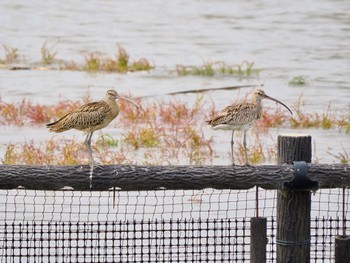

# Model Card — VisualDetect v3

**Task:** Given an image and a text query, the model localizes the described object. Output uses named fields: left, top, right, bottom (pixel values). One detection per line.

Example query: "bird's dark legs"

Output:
left=243, top=131, right=249, bottom=165
left=231, top=130, right=235, bottom=165
left=84, top=132, right=95, bottom=166
left=84, top=132, right=96, bottom=189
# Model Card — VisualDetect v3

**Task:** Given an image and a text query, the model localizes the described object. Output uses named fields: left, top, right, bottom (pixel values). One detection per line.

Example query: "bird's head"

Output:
left=106, top=90, right=119, bottom=100
left=252, top=89, right=267, bottom=101
left=252, top=89, right=293, bottom=115
left=105, top=89, right=139, bottom=109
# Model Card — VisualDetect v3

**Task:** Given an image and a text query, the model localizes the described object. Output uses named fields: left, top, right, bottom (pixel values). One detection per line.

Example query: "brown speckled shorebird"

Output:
left=206, top=88, right=293, bottom=165
left=47, top=90, right=139, bottom=166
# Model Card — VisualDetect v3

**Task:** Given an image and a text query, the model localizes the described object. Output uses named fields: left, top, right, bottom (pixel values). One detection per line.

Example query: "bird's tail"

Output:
left=205, top=119, right=213, bottom=125
left=46, top=120, right=69, bottom=133
left=205, top=117, right=219, bottom=127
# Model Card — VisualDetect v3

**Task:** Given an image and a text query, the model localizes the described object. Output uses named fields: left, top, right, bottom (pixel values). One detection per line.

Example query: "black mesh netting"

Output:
left=0, top=188, right=348, bottom=262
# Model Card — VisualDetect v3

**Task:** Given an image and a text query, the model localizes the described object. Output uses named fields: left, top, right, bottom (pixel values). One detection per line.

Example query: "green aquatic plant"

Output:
left=124, top=125, right=161, bottom=149
left=81, top=46, right=154, bottom=73
left=288, top=75, right=309, bottom=86
left=0, top=45, right=20, bottom=64
left=338, top=106, right=350, bottom=133
left=82, top=52, right=102, bottom=72
left=176, top=63, right=215, bottom=76
left=327, top=146, right=349, bottom=164
left=289, top=97, right=340, bottom=130
left=116, top=45, right=129, bottom=72
left=129, top=58, right=154, bottom=72
left=96, top=133, right=119, bottom=147
left=41, top=41, right=58, bottom=65
left=176, top=61, right=260, bottom=77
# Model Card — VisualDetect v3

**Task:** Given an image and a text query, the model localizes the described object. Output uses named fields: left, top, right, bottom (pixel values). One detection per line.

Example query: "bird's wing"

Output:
left=49, top=101, right=112, bottom=131
left=207, top=103, right=260, bottom=127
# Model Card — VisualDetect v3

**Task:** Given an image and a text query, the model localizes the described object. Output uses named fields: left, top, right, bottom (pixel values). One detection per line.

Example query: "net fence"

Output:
left=0, top=188, right=348, bottom=262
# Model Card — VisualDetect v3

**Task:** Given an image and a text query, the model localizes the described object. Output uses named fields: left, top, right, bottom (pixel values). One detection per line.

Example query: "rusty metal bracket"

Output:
left=283, top=161, right=319, bottom=190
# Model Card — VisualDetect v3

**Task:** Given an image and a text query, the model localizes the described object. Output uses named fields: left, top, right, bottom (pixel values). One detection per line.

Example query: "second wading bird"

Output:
left=47, top=90, right=139, bottom=168
left=206, top=88, right=293, bottom=165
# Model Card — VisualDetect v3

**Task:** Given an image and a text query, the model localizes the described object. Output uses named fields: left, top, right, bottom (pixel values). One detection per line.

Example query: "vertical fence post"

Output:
left=250, top=217, right=267, bottom=263
left=335, top=236, right=350, bottom=263
left=276, top=134, right=312, bottom=263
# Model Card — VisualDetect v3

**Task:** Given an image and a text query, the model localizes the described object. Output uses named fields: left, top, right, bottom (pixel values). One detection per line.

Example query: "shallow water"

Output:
left=0, top=0, right=349, bottom=164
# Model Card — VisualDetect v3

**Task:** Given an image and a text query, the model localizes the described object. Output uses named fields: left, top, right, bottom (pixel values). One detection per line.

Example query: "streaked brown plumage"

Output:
left=207, top=88, right=293, bottom=165
left=47, top=90, right=139, bottom=166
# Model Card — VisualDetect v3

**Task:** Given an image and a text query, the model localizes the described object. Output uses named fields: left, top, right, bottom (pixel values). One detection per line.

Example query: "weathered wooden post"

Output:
left=335, top=236, right=350, bottom=263
left=250, top=177, right=267, bottom=262
left=276, top=134, right=313, bottom=263
left=250, top=217, right=267, bottom=263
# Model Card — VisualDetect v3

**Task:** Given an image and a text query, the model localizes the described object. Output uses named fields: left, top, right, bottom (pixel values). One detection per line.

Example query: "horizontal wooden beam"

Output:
left=0, top=164, right=348, bottom=191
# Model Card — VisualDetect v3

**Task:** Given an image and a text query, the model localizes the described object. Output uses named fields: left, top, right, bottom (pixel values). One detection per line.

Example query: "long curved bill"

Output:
left=118, top=96, right=140, bottom=110
left=264, top=95, right=293, bottom=115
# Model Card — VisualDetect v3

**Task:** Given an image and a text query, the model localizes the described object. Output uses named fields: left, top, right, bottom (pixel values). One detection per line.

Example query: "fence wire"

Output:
left=0, top=188, right=348, bottom=262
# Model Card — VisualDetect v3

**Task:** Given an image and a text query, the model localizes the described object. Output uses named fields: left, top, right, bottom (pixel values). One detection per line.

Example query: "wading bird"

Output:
left=47, top=90, right=139, bottom=167
left=206, top=88, right=292, bottom=165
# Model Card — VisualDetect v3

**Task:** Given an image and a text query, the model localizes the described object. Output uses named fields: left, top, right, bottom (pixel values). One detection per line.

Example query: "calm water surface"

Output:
left=0, top=0, right=349, bottom=164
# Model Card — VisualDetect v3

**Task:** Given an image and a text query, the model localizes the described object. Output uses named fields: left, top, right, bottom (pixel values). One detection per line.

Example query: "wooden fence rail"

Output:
left=0, top=163, right=348, bottom=191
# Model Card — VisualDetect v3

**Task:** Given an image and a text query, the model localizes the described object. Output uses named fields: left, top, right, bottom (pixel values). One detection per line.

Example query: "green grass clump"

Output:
left=41, top=41, right=58, bottom=65
left=82, top=52, right=102, bottom=72
left=176, top=64, right=214, bottom=76
left=116, top=45, right=129, bottom=72
left=0, top=45, right=20, bottom=64
left=129, top=58, right=154, bottom=72
left=289, top=98, right=340, bottom=130
left=343, top=117, right=350, bottom=133
left=176, top=61, right=260, bottom=77
left=327, top=147, right=349, bottom=164
left=96, top=134, right=119, bottom=147
left=288, top=75, right=309, bottom=86
left=82, top=46, right=154, bottom=73
left=338, top=106, right=350, bottom=133
left=124, top=126, right=161, bottom=149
